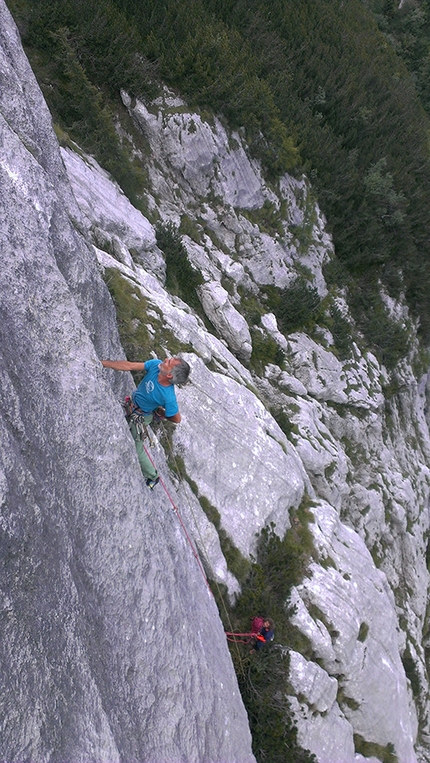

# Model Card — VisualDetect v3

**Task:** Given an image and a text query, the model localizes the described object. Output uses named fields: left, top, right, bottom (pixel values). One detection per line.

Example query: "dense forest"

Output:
left=5, top=1, right=430, bottom=760
left=7, top=0, right=430, bottom=356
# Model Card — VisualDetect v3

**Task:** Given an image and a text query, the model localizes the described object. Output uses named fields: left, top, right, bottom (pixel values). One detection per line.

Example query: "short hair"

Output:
left=264, top=618, right=275, bottom=630
left=171, top=357, right=190, bottom=386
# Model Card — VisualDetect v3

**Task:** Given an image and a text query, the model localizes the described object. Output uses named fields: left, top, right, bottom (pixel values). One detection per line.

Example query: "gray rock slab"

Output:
left=0, top=4, right=256, bottom=760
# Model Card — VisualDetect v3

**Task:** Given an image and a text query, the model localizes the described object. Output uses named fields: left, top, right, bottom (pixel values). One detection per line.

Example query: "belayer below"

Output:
left=225, top=616, right=275, bottom=651
left=102, top=355, right=190, bottom=489
left=249, top=617, right=275, bottom=653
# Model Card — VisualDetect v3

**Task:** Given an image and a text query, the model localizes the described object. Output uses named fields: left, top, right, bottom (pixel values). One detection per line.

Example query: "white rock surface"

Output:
left=289, top=502, right=419, bottom=763
left=4, top=5, right=430, bottom=761
left=60, top=89, right=430, bottom=763
left=0, top=4, right=256, bottom=762
left=198, top=281, right=252, bottom=360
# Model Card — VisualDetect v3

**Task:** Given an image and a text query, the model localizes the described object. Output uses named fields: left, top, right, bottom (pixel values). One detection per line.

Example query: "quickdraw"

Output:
left=122, top=396, right=153, bottom=443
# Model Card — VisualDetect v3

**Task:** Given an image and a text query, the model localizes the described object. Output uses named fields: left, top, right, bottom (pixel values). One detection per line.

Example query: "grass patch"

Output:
left=249, top=328, right=284, bottom=374
left=270, top=407, right=300, bottom=443
left=353, top=736, right=398, bottom=763
left=103, top=267, right=150, bottom=382
left=337, top=686, right=361, bottom=711
left=103, top=267, right=193, bottom=382
left=237, top=199, right=285, bottom=238
left=197, top=495, right=250, bottom=583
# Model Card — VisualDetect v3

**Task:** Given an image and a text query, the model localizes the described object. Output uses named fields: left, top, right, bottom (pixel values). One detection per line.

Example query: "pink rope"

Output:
left=142, top=440, right=213, bottom=594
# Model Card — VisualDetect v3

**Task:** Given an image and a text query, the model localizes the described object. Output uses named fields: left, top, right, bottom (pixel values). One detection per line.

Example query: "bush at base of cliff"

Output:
left=219, top=504, right=317, bottom=763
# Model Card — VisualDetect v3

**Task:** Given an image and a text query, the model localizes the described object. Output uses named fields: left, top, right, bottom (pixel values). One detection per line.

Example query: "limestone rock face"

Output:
left=4, top=2, right=430, bottom=762
left=197, top=281, right=253, bottom=360
left=289, top=502, right=418, bottom=763
left=0, top=4, right=256, bottom=762
left=60, top=88, right=430, bottom=762
left=63, top=148, right=166, bottom=279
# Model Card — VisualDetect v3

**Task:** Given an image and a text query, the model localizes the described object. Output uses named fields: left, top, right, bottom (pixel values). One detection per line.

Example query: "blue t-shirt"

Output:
left=132, top=359, right=179, bottom=417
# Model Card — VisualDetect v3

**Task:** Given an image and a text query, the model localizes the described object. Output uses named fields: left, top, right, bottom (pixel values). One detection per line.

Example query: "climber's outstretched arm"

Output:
left=102, top=360, right=145, bottom=372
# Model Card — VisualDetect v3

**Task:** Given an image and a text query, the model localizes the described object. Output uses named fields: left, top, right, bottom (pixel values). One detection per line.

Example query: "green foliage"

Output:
left=349, top=286, right=410, bottom=369
left=357, top=622, right=369, bottom=642
left=234, top=649, right=316, bottom=763
left=108, top=0, right=299, bottom=176
left=238, top=200, right=285, bottom=237
left=179, top=214, right=203, bottom=243
left=275, top=278, right=321, bottom=334
left=47, top=27, right=119, bottom=155
left=329, top=303, right=353, bottom=360
left=8, top=0, right=430, bottom=352
left=200, top=496, right=251, bottom=582
left=209, top=0, right=430, bottom=341
left=17, top=0, right=156, bottom=99
left=364, top=158, right=406, bottom=227
left=218, top=527, right=251, bottom=584
left=336, top=685, right=360, bottom=711
left=221, top=508, right=317, bottom=763
left=103, top=267, right=191, bottom=377
left=249, top=328, right=284, bottom=374
left=103, top=268, right=150, bottom=381
left=237, top=286, right=267, bottom=325
left=155, top=222, right=204, bottom=314
left=232, top=502, right=316, bottom=647
left=9, top=0, right=157, bottom=211
left=270, top=407, right=299, bottom=443
left=353, top=735, right=398, bottom=763
left=402, top=651, right=421, bottom=698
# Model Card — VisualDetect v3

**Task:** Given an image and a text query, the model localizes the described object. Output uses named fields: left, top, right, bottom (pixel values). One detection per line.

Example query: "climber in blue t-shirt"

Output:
left=102, top=355, right=190, bottom=488
left=133, top=358, right=181, bottom=419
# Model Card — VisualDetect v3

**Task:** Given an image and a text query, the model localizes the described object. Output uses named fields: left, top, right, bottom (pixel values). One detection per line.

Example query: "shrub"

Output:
left=349, top=286, right=410, bottom=370
left=401, top=651, right=421, bottom=699
left=222, top=510, right=317, bottom=763
left=155, top=222, right=204, bottom=315
left=353, top=736, right=398, bottom=763
left=330, top=303, right=353, bottom=359
left=275, top=278, right=321, bottom=334
left=249, top=328, right=284, bottom=373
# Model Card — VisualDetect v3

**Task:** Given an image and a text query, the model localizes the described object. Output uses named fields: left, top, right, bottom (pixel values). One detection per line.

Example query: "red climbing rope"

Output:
left=224, top=631, right=255, bottom=644
left=225, top=630, right=267, bottom=644
left=141, top=439, right=213, bottom=595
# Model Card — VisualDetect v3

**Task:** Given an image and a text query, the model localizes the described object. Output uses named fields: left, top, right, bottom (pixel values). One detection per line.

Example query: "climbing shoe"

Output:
left=146, top=476, right=160, bottom=490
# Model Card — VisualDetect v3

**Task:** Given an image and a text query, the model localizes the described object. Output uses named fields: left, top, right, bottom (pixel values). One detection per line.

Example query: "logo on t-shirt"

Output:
left=145, top=380, right=155, bottom=393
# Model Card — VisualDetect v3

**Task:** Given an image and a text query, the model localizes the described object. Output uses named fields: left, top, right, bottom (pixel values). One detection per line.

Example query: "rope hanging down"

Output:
left=140, top=437, right=213, bottom=595
left=135, top=411, right=249, bottom=673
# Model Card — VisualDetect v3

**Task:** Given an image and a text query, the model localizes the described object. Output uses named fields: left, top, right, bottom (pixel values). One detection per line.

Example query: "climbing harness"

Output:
left=122, top=396, right=153, bottom=444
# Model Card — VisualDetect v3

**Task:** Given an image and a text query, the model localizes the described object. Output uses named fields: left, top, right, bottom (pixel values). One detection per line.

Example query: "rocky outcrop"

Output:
left=3, top=1, right=430, bottom=761
left=197, top=281, right=253, bottom=360
left=0, top=3, right=256, bottom=761
left=61, top=107, right=430, bottom=762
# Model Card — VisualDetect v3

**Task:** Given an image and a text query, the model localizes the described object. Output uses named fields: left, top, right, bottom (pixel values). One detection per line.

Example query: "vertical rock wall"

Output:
left=0, top=3, right=256, bottom=761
